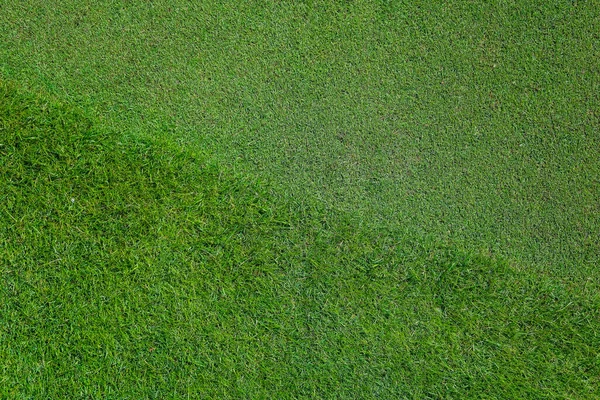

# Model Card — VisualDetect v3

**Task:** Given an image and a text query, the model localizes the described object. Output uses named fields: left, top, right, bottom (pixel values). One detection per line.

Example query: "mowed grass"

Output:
left=1, top=0, right=600, bottom=397
left=0, top=0, right=599, bottom=273
left=2, top=80, right=600, bottom=398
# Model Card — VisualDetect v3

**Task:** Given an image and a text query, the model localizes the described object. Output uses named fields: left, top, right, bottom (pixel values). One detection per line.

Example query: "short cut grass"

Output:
left=1, top=79, right=600, bottom=398
left=0, top=0, right=598, bottom=274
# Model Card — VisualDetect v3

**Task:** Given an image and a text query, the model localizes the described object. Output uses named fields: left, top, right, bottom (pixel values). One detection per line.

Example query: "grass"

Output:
left=1, top=78, right=600, bottom=398
left=0, top=0, right=599, bottom=273
left=1, top=0, right=599, bottom=397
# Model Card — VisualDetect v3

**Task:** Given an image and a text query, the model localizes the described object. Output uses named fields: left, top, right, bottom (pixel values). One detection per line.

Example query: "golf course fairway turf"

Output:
left=1, top=0, right=600, bottom=398
left=1, top=78, right=599, bottom=398
left=1, top=0, right=598, bottom=272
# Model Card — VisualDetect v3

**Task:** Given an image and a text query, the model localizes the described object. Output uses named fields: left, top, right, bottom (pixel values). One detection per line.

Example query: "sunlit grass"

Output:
left=1, top=79, right=599, bottom=398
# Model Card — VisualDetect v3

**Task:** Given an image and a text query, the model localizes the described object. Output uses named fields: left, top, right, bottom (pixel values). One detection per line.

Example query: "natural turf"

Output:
left=2, top=80, right=600, bottom=398
left=1, top=1, right=600, bottom=397
left=0, top=0, right=599, bottom=273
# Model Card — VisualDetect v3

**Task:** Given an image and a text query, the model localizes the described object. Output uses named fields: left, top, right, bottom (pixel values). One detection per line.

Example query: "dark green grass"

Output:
left=1, top=0, right=599, bottom=272
left=2, top=80, right=600, bottom=398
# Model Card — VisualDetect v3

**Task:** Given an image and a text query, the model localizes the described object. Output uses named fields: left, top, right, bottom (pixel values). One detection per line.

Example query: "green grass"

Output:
left=1, top=0, right=600, bottom=397
left=1, top=79, right=600, bottom=398
left=0, top=0, right=599, bottom=273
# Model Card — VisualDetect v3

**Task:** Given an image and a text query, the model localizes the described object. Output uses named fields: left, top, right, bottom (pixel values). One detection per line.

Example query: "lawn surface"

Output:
left=1, top=77, right=599, bottom=399
left=1, top=0, right=600, bottom=398
left=1, top=0, right=598, bottom=272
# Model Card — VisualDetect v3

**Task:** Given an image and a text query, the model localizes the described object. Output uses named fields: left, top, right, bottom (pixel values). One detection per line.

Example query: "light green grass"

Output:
left=1, top=0, right=599, bottom=273
left=2, top=78, right=600, bottom=399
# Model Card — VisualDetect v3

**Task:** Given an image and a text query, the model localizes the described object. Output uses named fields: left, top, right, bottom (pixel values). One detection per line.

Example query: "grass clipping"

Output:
left=1, top=80, right=599, bottom=398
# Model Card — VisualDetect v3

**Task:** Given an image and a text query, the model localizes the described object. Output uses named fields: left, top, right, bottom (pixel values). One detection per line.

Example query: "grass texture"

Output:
left=0, top=0, right=599, bottom=273
left=1, top=80, right=600, bottom=398
left=1, top=0, right=600, bottom=397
